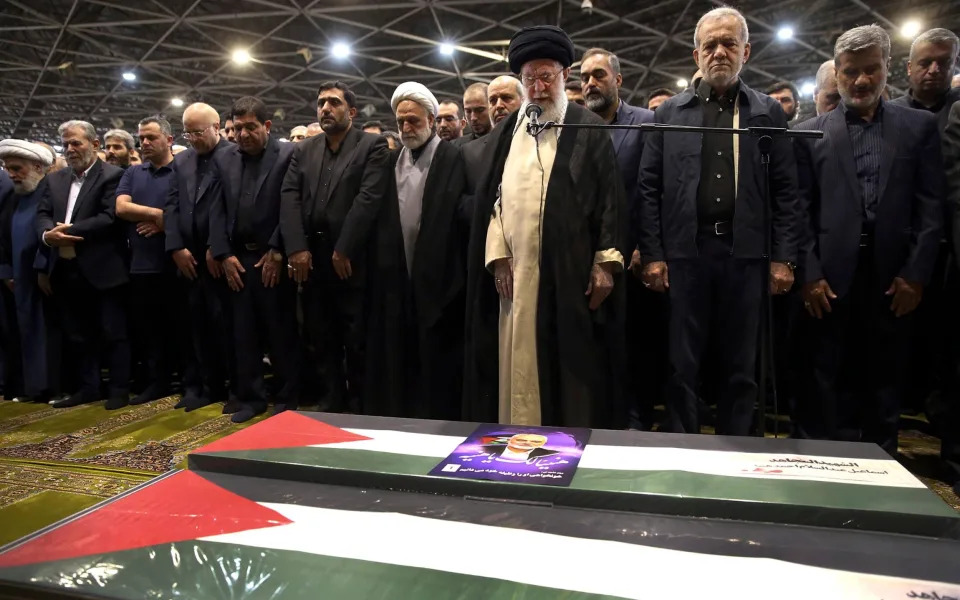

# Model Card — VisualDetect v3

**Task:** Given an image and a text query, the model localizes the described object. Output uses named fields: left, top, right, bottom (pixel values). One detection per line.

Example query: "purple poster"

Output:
left=429, top=425, right=591, bottom=487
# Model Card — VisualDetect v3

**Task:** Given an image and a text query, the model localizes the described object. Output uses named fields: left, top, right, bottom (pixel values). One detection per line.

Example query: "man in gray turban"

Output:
left=462, top=26, right=628, bottom=428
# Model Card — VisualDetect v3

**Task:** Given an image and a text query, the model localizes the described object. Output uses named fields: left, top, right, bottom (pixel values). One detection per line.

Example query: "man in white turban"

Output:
left=0, top=139, right=56, bottom=403
left=364, top=83, right=469, bottom=418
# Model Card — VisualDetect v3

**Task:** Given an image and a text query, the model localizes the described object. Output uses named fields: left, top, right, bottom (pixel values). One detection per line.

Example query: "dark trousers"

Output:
left=302, top=239, right=366, bottom=409
left=130, top=272, right=181, bottom=391
left=666, top=234, right=762, bottom=436
left=230, top=248, right=302, bottom=411
left=182, top=259, right=234, bottom=402
left=625, top=274, right=668, bottom=429
left=797, top=246, right=914, bottom=455
left=51, top=260, right=130, bottom=400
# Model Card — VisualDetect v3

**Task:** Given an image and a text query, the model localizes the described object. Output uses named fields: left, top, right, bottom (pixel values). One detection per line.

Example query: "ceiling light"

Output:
left=800, top=81, right=815, bottom=97
left=676, top=78, right=688, bottom=88
left=440, top=43, right=455, bottom=56
left=332, top=42, right=351, bottom=59
left=777, top=26, right=794, bottom=41
left=232, top=49, right=251, bottom=65
left=900, top=20, right=921, bottom=39
left=171, top=97, right=184, bottom=107
left=122, top=71, right=136, bottom=82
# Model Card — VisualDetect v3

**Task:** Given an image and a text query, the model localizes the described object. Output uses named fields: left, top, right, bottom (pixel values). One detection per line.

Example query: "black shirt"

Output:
left=312, top=138, right=345, bottom=231
left=891, top=86, right=960, bottom=132
left=696, top=78, right=738, bottom=227
left=842, top=100, right=883, bottom=226
left=236, top=140, right=267, bottom=242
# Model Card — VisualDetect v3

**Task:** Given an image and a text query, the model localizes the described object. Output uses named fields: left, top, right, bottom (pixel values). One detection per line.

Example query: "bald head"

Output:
left=463, top=82, right=491, bottom=137
left=488, top=75, right=523, bottom=125
left=183, top=102, right=221, bottom=154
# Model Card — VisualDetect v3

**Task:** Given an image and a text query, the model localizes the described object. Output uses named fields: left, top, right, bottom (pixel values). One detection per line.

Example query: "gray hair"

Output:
left=581, top=48, right=621, bottom=75
left=814, top=59, right=835, bottom=94
left=58, top=120, right=97, bottom=142
left=910, top=28, right=960, bottom=61
left=694, top=7, right=749, bottom=48
left=103, top=128, right=135, bottom=149
left=834, top=24, right=890, bottom=63
left=138, top=114, right=173, bottom=137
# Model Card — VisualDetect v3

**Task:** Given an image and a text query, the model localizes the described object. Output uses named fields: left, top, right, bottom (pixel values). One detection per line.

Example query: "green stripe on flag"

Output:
left=0, top=541, right=630, bottom=600
left=194, top=447, right=958, bottom=518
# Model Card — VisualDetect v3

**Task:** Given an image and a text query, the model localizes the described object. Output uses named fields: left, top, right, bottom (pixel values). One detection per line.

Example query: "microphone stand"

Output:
left=528, top=118, right=823, bottom=438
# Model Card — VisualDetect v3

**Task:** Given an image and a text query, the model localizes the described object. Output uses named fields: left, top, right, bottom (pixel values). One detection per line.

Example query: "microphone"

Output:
left=525, top=103, right=543, bottom=135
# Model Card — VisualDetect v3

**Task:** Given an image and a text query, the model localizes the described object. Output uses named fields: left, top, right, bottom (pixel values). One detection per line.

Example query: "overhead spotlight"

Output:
left=800, top=81, right=815, bottom=97
left=232, top=49, right=251, bottom=65
left=900, top=20, right=921, bottom=39
left=122, top=71, right=136, bottom=82
left=581, top=0, right=593, bottom=14
left=171, top=97, right=184, bottom=107
left=676, top=78, right=688, bottom=88
left=332, top=42, right=351, bottom=59
left=777, top=26, right=794, bottom=41
left=440, top=43, right=455, bottom=56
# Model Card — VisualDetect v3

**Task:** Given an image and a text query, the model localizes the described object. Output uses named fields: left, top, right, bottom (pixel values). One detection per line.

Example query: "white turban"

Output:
left=0, top=139, right=53, bottom=167
left=391, top=82, right=439, bottom=117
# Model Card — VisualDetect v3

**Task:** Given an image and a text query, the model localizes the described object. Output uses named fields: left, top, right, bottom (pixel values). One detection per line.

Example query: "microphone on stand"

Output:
left=525, top=103, right=543, bottom=135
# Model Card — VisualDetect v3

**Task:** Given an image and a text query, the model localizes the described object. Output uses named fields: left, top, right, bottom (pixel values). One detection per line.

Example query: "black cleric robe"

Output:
left=462, top=101, right=629, bottom=428
left=365, top=139, right=469, bottom=419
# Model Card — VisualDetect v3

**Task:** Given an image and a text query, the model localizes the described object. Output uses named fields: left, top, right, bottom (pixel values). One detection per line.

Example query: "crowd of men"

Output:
left=1, top=8, right=960, bottom=488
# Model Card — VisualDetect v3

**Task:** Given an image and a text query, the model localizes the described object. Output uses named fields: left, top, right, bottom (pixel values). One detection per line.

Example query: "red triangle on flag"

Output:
left=194, top=411, right=372, bottom=454
left=0, top=471, right=292, bottom=568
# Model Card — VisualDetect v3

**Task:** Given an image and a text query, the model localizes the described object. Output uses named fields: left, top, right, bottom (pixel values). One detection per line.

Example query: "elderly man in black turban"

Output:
left=463, top=25, right=628, bottom=428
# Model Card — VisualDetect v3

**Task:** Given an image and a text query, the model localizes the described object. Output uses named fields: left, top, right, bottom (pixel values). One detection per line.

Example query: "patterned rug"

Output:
left=0, top=400, right=956, bottom=547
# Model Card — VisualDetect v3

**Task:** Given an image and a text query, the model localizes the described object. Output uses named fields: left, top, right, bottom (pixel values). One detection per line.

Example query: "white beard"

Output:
left=401, top=126, right=433, bottom=150
left=525, top=83, right=567, bottom=124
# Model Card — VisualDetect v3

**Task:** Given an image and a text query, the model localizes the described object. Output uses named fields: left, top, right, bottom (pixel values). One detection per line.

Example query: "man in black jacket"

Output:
left=209, top=96, right=302, bottom=423
left=794, top=25, right=945, bottom=454
left=281, top=81, right=390, bottom=412
left=638, top=7, right=800, bottom=436
left=38, top=120, right=131, bottom=409
left=166, top=102, right=234, bottom=411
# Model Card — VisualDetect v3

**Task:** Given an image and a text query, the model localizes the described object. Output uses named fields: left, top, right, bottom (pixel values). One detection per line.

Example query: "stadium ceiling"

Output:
left=1, top=0, right=958, bottom=141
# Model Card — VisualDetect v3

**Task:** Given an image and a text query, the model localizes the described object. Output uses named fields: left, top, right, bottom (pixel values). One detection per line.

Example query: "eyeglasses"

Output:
left=182, top=125, right=214, bottom=139
left=521, top=68, right=563, bottom=87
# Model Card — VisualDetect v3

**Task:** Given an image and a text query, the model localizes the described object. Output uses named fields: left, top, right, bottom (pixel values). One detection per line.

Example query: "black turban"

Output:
left=507, top=25, right=575, bottom=74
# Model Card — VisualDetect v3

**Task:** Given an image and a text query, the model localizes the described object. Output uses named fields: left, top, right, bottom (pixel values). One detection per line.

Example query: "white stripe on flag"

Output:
left=312, top=429, right=923, bottom=488
left=201, top=503, right=959, bottom=600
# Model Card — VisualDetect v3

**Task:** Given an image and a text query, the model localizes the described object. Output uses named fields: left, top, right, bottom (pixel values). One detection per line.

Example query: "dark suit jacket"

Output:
left=280, top=126, right=390, bottom=260
left=165, top=139, right=232, bottom=254
left=637, top=80, right=800, bottom=264
left=794, top=102, right=945, bottom=298
left=889, top=87, right=960, bottom=132
left=0, top=172, right=13, bottom=280
left=459, top=132, right=497, bottom=222
left=609, top=100, right=654, bottom=250
left=37, top=159, right=128, bottom=290
left=947, top=103, right=960, bottom=262
left=208, top=137, right=294, bottom=260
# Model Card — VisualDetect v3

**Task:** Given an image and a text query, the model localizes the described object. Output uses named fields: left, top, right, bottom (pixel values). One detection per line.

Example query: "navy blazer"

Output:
left=208, top=137, right=294, bottom=260
left=794, top=102, right=945, bottom=298
left=165, top=139, right=232, bottom=254
left=637, top=80, right=800, bottom=264
left=36, top=159, right=128, bottom=290
left=609, top=100, right=654, bottom=250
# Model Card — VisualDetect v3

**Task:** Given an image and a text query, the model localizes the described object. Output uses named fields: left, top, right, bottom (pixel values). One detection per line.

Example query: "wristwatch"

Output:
left=783, top=261, right=796, bottom=271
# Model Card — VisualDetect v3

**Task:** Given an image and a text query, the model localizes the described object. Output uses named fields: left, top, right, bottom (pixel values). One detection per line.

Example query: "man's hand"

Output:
left=223, top=256, right=245, bottom=292
left=331, top=250, right=352, bottom=280
left=256, top=251, right=280, bottom=289
left=288, top=250, right=312, bottom=284
left=172, top=248, right=197, bottom=280
left=886, top=277, right=923, bottom=317
left=136, top=221, right=162, bottom=238
left=641, top=261, right=669, bottom=293
left=769, top=262, right=795, bottom=295
left=585, top=263, right=615, bottom=310
left=492, top=257, right=514, bottom=300
left=205, top=248, right=222, bottom=279
left=37, top=273, right=52, bottom=297
left=42, top=223, right=83, bottom=247
left=4, top=279, right=13, bottom=292
left=801, top=279, right=837, bottom=319
left=628, top=249, right=643, bottom=278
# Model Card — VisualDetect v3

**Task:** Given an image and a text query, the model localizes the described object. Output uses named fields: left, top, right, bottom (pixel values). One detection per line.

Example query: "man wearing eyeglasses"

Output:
left=165, top=102, right=235, bottom=412
left=463, top=25, right=628, bottom=429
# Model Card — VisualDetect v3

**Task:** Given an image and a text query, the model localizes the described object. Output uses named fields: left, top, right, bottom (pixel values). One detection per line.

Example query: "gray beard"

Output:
left=527, top=85, right=567, bottom=124
left=401, top=126, right=433, bottom=150
left=585, top=91, right=613, bottom=114
left=13, top=174, right=41, bottom=195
